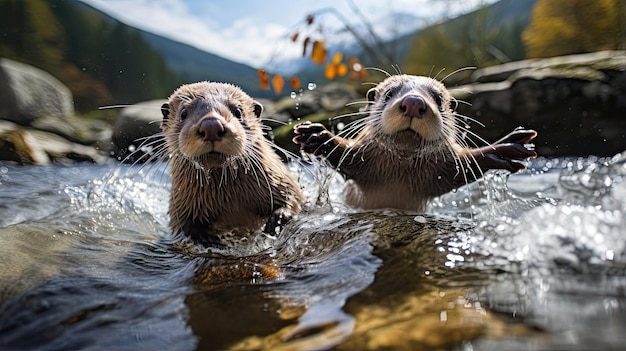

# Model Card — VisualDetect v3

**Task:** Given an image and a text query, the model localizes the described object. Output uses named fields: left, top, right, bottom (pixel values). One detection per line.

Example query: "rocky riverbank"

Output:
left=1, top=51, right=624, bottom=165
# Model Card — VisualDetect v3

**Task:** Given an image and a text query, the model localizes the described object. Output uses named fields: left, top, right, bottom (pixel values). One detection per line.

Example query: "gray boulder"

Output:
left=451, top=50, right=626, bottom=156
left=0, top=120, right=106, bottom=165
left=0, top=58, right=110, bottom=146
left=0, top=58, right=74, bottom=127
left=111, top=100, right=165, bottom=163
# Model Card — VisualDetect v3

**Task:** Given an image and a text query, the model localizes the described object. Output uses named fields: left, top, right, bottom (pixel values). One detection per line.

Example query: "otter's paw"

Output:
left=264, top=208, right=294, bottom=235
left=474, top=128, right=538, bottom=173
left=292, top=121, right=335, bottom=156
left=495, top=127, right=538, bottom=145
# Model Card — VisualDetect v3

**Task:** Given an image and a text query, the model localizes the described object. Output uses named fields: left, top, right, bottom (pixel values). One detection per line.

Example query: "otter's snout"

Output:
left=400, top=95, right=427, bottom=119
left=198, top=118, right=225, bottom=141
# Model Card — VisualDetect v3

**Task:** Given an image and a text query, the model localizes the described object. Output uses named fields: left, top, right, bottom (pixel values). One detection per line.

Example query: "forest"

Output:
left=0, top=0, right=181, bottom=112
left=0, top=0, right=624, bottom=112
left=402, top=0, right=624, bottom=78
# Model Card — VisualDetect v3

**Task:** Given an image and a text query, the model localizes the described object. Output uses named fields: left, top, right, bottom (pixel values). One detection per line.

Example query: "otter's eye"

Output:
left=383, top=86, right=400, bottom=103
left=230, top=106, right=243, bottom=120
left=366, top=88, right=377, bottom=102
left=434, top=94, right=443, bottom=107
left=180, top=107, right=188, bottom=120
left=384, top=89, right=394, bottom=102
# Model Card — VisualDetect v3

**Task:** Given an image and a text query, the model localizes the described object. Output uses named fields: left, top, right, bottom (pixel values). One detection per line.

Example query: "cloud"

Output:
left=82, top=0, right=293, bottom=67
left=81, top=0, right=498, bottom=68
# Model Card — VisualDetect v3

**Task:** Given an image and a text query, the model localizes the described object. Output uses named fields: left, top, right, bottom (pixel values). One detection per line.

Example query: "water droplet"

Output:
left=307, top=82, right=317, bottom=90
left=290, top=92, right=297, bottom=99
left=414, top=215, right=427, bottom=224
left=440, top=310, right=448, bottom=322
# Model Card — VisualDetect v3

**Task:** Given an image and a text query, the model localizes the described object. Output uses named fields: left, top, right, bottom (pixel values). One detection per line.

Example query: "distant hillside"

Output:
left=0, top=0, right=271, bottom=114
left=139, top=31, right=271, bottom=98
left=271, top=0, right=537, bottom=87
left=403, top=0, right=537, bottom=79
left=0, top=0, right=183, bottom=111
left=72, top=1, right=271, bottom=98
left=0, top=0, right=538, bottom=110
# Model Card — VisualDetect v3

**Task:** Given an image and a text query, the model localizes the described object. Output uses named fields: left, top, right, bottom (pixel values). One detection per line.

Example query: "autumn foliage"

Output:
left=523, top=0, right=625, bottom=58
left=259, top=14, right=367, bottom=94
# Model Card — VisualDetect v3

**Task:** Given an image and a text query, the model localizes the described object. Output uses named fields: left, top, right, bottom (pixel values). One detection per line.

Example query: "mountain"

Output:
left=73, top=2, right=271, bottom=99
left=1, top=0, right=537, bottom=110
left=139, top=31, right=271, bottom=98
left=269, top=0, right=537, bottom=85
left=0, top=0, right=271, bottom=114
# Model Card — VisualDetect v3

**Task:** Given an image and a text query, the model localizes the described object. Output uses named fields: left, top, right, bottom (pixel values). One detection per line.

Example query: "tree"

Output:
left=523, top=0, right=625, bottom=58
left=0, top=0, right=65, bottom=72
left=403, top=4, right=500, bottom=78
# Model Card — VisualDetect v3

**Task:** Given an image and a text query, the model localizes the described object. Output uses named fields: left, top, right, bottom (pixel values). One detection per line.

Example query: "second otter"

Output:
left=161, top=82, right=304, bottom=246
left=294, top=74, right=537, bottom=211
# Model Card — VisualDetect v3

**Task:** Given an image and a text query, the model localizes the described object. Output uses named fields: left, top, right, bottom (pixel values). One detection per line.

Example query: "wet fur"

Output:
left=294, top=74, right=537, bottom=211
left=161, top=82, right=304, bottom=246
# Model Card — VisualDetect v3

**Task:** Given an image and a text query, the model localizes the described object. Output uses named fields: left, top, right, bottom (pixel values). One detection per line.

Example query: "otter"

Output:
left=160, top=82, right=304, bottom=246
left=293, top=74, right=537, bottom=211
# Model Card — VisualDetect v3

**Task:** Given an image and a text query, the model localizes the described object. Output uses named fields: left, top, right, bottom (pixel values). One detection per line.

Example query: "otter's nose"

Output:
left=198, top=118, right=225, bottom=141
left=400, top=95, right=427, bottom=118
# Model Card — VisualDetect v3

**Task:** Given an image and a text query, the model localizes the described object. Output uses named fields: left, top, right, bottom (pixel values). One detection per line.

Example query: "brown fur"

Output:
left=161, top=82, right=304, bottom=246
left=294, top=74, right=537, bottom=211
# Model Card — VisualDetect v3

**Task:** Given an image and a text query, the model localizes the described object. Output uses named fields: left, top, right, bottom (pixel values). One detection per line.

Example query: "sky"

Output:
left=81, top=0, right=496, bottom=69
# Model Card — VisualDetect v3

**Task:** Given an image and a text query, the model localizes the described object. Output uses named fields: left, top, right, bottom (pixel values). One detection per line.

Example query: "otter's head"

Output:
left=365, top=75, right=455, bottom=150
left=161, top=82, right=264, bottom=168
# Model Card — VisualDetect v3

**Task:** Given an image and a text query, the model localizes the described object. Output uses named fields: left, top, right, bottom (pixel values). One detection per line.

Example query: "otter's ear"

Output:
left=253, top=100, right=263, bottom=118
left=366, top=88, right=377, bottom=102
left=161, top=103, right=170, bottom=121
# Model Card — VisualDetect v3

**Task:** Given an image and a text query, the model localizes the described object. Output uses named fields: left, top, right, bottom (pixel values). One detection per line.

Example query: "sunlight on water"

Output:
left=0, top=151, right=625, bottom=350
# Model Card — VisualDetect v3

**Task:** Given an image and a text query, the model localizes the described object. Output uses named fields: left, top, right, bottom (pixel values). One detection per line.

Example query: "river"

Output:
left=0, top=152, right=624, bottom=350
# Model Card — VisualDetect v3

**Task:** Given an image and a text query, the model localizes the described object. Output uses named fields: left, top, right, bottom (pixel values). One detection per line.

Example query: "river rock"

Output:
left=0, top=58, right=107, bottom=144
left=111, top=100, right=165, bottom=163
left=451, top=50, right=626, bottom=157
left=254, top=98, right=293, bottom=129
left=0, top=58, right=74, bottom=127
left=0, top=120, right=106, bottom=165
left=269, top=83, right=357, bottom=122
left=272, top=89, right=321, bottom=120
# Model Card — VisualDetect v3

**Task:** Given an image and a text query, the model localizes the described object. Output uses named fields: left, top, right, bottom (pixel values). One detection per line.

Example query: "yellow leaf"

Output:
left=337, top=63, right=348, bottom=76
left=311, top=41, right=327, bottom=65
left=332, top=52, right=343, bottom=64
left=290, top=76, right=301, bottom=90
left=272, top=74, right=285, bottom=94
left=258, top=69, right=269, bottom=90
left=325, top=64, right=337, bottom=80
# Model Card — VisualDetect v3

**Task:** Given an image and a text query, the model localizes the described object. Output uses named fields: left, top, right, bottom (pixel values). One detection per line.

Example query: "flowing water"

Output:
left=0, top=152, right=625, bottom=350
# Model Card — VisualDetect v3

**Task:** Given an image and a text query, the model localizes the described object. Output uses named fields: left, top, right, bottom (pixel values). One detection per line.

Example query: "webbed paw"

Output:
left=263, top=208, right=294, bottom=235
left=292, top=121, right=335, bottom=156
left=473, top=127, right=538, bottom=173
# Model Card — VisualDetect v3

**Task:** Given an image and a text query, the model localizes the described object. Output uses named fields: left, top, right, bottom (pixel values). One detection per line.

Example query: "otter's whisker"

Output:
left=293, top=73, right=536, bottom=212
left=365, top=67, right=392, bottom=77
left=440, top=66, right=477, bottom=83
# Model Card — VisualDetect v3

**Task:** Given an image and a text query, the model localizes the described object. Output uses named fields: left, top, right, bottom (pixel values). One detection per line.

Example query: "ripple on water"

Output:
left=1, top=152, right=626, bottom=350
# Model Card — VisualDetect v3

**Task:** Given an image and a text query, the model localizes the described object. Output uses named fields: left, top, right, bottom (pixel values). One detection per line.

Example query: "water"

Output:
left=0, top=152, right=625, bottom=350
